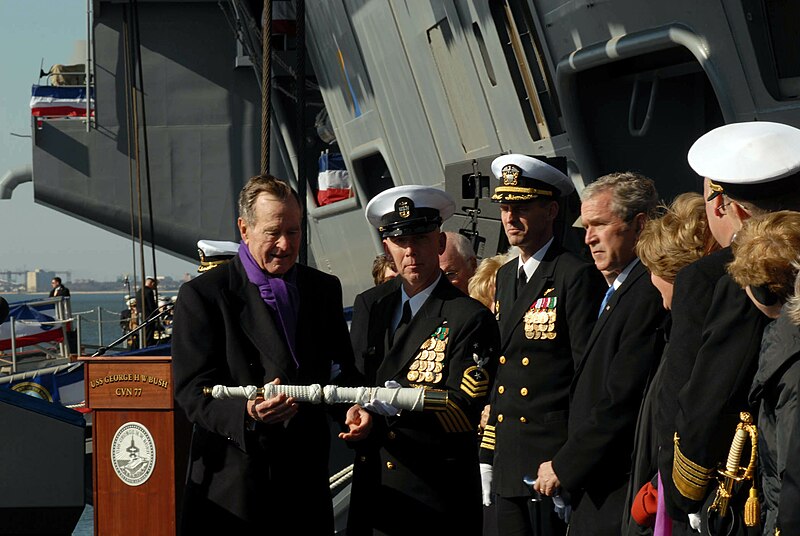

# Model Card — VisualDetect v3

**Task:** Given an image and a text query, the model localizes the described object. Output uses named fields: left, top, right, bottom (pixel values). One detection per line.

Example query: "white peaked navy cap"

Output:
left=366, top=185, right=455, bottom=238
left=688, top=121, right=800, bottom=201
left=490, top=153, right=573, bottom=203
left=197, top=239, right=240, bottom=272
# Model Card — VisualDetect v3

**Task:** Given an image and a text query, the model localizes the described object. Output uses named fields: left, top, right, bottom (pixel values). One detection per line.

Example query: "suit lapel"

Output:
left=231, top=258, right=296, bottom=381
left=377, top=279, right=447, bottom=381
left=573, top=261, right=647, bottom=379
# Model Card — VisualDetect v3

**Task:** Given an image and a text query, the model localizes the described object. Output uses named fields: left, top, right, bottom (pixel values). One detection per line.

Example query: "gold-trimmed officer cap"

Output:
left=688, top=121, right=800, bottom=202
left=366, top=185, right=455, bottom=238
left=490, top=154, right=573, bottom=203
left=197, top=239, right=239, bottom=272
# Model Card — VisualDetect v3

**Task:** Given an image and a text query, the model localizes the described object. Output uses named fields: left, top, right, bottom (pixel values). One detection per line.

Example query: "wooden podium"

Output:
left=82, top=356, right=190, bottom=535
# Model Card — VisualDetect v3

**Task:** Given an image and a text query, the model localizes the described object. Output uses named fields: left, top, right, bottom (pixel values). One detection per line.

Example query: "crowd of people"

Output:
left=169, top=120, right=800, bottom=536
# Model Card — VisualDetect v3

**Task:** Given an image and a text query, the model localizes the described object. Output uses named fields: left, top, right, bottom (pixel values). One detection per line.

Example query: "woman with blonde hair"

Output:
left=625, top=192, right=719, bottom=535
left=727, top=210, right=800, bottom=535
left=468, top=253, right=510, bottom=312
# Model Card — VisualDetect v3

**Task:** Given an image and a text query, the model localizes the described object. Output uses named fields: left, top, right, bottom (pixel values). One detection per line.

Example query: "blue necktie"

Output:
left=598, top=285, right=615, bottom=318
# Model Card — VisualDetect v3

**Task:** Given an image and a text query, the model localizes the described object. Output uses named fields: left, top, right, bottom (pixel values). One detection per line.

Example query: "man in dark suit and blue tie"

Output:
left=478, top=154, right=605, bottom=536
left=536, top=172, right=667, bottom=535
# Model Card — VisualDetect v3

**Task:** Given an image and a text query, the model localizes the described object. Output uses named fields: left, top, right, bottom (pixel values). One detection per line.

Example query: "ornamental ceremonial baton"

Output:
left=202, top=383, right=448, bottom=412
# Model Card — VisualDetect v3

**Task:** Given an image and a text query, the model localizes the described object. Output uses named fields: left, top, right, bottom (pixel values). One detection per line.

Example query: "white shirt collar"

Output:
left=517, top=237, right=554, bottom=280
left=610, top=257, right=640, bottom=290
left=394, top=272, right=442, bottom=330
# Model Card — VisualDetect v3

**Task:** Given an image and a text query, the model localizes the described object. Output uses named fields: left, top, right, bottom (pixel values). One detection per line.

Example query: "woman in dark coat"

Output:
left=623, top=192, right=719, bottom=536
left=728, top=210, right=800, bottom=536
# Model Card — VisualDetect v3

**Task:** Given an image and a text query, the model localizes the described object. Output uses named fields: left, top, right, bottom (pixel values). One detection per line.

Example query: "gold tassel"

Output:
left=744, top=486, right=760, bottom=527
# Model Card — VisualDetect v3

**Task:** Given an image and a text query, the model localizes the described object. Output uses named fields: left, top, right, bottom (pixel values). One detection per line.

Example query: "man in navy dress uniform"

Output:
left=479, top=154, right=605, bottom=536
left=342, top=185, right=500, bottom=536
left=666, top=122, right=800, bottom=531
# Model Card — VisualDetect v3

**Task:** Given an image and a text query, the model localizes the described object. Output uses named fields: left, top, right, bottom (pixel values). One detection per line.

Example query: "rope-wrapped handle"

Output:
left=202, top=383, right=447, bottom=412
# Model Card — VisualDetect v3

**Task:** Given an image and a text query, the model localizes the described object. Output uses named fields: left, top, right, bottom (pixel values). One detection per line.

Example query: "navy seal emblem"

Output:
left=111, top=421, right=156, bottom=486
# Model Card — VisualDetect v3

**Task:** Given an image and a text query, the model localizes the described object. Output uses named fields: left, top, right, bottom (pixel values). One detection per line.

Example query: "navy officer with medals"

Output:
left=478, top=154, right=605, bottom=535
left=341, top=185, right=500, bottom=536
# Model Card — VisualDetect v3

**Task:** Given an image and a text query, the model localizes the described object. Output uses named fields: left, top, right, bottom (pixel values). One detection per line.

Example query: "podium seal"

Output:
left=110, top=421, right=156, bottom=486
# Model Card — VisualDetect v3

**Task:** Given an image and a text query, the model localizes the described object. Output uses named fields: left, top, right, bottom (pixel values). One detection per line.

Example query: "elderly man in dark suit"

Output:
left=478, top=154, right=605, bottom=536
left=172, top=175, right=360, bottom=535
left=342, top=185, right=500, bottom=536
left=536, top=172, right=667, bottom=535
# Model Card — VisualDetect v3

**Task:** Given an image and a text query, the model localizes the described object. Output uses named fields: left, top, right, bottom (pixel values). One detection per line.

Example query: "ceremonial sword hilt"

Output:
left=707, top=411, right=759, bottom=528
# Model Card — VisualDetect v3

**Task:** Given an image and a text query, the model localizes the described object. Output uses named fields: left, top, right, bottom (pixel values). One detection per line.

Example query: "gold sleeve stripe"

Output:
left=673, top=433, right=714, bottom=500
left=479, top=437, right=495, bottom=450
left=435, top=399, right=473, bottom=433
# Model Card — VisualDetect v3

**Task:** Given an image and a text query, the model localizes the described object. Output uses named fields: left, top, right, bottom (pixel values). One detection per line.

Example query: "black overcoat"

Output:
left=172, top=256, right=356, bottom=534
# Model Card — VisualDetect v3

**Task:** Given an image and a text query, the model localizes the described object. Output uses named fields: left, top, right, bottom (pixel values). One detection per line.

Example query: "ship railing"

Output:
left=0, top=296, right=72, bottom=374
left=71, top=307, right=126, bottom=354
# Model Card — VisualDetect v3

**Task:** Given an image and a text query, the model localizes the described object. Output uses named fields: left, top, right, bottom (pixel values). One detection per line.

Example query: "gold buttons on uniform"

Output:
left=497, top=414, right=504, bottom=422
left=499, top=356, right=506, bottom=364
left=359, top=456, right=367, bottom=462
left=386, top=462, right=395, bottom=470
left=498, top=386, right=505, bottom=394
left=387, top=431, right=396, bottom=440
left=520, top=387, right=528, bottom=396
left=522, top=357, right=529, bottom=366
left=519, top=416, right=527, bottom=423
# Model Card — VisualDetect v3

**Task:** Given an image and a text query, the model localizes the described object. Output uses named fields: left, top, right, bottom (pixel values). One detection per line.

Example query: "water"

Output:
left=8, top=292, right=177, bottom=351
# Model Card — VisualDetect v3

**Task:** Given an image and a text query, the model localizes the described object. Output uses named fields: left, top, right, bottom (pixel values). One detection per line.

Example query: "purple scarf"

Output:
left=238, top=242, right=300, bottom=368
left=654, top=470, right=672, bottom=536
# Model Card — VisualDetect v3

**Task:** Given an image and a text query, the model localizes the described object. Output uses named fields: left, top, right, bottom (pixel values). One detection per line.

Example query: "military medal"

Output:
left=524, top=296, right=558, bottom=340
left=405, top=323, right=449, bottom=385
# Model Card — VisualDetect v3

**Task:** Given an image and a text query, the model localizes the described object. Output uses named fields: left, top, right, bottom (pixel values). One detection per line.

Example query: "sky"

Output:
left=0, top=0, right=198, bottom=282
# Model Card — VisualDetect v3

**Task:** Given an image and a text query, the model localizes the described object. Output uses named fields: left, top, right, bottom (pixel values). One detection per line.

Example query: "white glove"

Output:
left=553, top=493, right=572, bottom=523
left=688, top=512, right=702, bottom=532
left=363, top=380, right=401, bottom=416
left=480, top=463, right=493, bottom=506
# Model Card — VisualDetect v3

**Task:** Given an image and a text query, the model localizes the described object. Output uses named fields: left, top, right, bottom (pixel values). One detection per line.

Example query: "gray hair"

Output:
left=445, top=231, right=477, bottom=261
left=581, top=172, right=658, bottom=222
left=238, top=174, right=301, bottom=225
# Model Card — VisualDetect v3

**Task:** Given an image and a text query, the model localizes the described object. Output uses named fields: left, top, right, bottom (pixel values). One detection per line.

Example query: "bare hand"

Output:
left=479, top=404, right=491, bottom=430
left=534, top=460, right=561, bottom=497
left=338, top=404, right=373, bottom=441
left=246, top=377, right=298, bottom=424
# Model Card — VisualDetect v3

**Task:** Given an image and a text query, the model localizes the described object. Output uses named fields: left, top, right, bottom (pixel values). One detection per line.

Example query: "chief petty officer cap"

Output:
left=197, top=239, right=240, bottom=272
left=490, top=153, right=574, bottom=203
left=688, top=121, right=800, bottom=202
left=366, top=185, right=455, bottom=238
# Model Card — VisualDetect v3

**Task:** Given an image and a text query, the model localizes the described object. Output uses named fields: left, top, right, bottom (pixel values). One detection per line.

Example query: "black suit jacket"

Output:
left=172, top=256, right=356, bottom=533
left=552, top=261, right=666, bottom=504
left=479, top=244, right=605, bottom=497
left=347, top=275, right=500, bottom=536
